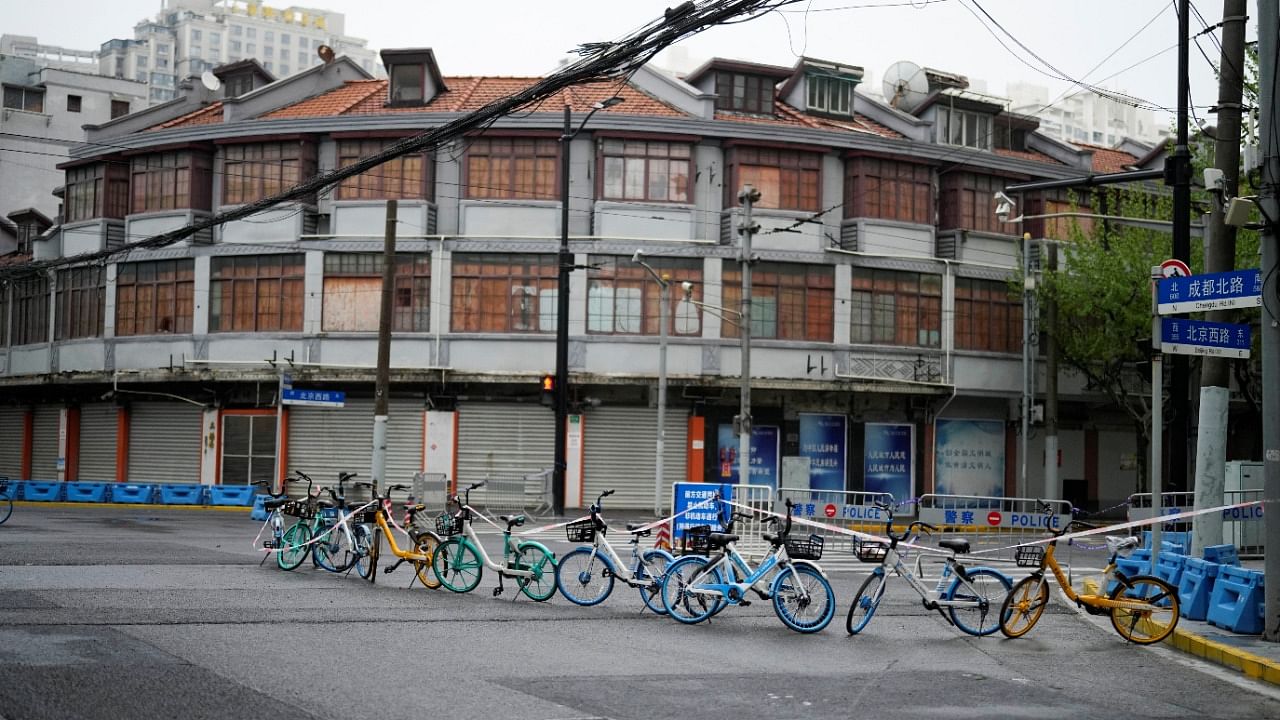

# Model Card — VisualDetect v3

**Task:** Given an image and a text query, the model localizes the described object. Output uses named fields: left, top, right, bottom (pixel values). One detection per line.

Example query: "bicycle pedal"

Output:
left=492, top=587, right=504, bottom=597
left=738, top=600, right=751, bottom=607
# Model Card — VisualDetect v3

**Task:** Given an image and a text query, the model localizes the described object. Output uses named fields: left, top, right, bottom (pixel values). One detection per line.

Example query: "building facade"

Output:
left=0, top=48, right=1147, bottom=511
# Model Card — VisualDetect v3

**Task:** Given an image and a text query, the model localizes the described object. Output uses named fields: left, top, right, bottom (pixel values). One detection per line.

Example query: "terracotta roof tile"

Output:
left=1072, top=142, right=1138, bottom=173
left=259, top=80, right=385, bottom=120
left=994, top=147, right=1062, bottom=165
left=713, top=103, right=902, bottom=140
left=148, top=102, right=224, bottom=130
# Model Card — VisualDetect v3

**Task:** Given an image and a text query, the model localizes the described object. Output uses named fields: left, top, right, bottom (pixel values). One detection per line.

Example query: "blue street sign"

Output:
left=1157, top=268, right=1262, bottom=314
left=1160, top=318, right=1252, bottom=359
left=281, top=388, right=346, bottom=407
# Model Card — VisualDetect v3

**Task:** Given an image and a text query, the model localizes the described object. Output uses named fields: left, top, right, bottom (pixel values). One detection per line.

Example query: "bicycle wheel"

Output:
left=1109, top=574, right=1179, bottom=644
left=0, top=484, right=13, bottom=526
left=771, top=563, right=836, bottom=633
left=313, top=519, right=357, bottom=573
left=945, top=568, right=1013, bottom=636
left=556, top=546, right=615, bottom=606
left=354, top=524, right=380, bottom=582
left=1000, top=576, right=1049, bottom=639
left=412, top=532, right=443, bottom=590
left=635, top=548, right=673, bottom=615
left=432, top=537, right=483, bottom=593
left=514, top=542, right=557, bottom=601
left=846, top=570, right=887, bottom=635
left=277, top=521, right=312, bottom=571
left=661, top=556, right=723, bottom=624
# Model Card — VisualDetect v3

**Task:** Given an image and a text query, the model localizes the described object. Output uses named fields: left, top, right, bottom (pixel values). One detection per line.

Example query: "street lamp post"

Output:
left=553, top=97, right=623, bottom=516
left=632, top=251, right=669, bottom=516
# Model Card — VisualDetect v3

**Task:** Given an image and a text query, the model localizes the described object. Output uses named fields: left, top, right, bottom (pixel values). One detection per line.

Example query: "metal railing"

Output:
left=461, top=468, right=553, bottom=517
left=776, top=486, right=896, bottom=555
left=917, top=493, right=1072, bottom=564
left=1126, top=492, right=1195, bottom=532
left=1224, top=488, right=1265, bottom=557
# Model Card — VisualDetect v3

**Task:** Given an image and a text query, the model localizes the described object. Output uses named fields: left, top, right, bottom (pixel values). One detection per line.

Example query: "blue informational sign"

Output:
left=1160, top=318, right=1252, bottom=359
left=281, top=388, right=347, bottom=408
left=863, top=423, right=913, bottom=502
left=799, top=413, right=848, bottom=492
left=715, top=424, right=779, bottom=491
left=934, top=419, right=1005, bottom=497
left=671, top=482, right=731, bottom=541
left=1157, top=269, right=1262, bottom=314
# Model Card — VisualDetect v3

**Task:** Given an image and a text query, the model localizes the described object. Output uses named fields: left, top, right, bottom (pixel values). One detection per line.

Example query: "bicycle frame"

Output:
left=372, top=499, right=429, bottom=563
left=459, top=505, right=536, bottom=579
left=878, top=546, right=982, bottom=611
left=1033, top=542, right=1161, bottom=612
left=579, top=531, right=654, bottom=586
left=687, top=541, right=786, bottom=602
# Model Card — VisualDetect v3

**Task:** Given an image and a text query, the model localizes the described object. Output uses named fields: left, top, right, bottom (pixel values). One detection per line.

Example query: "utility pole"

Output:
left=1020, top=231, right=1033, bottom=497
left=1044, top=238, right=1060, bottom=500
left=737, top=185, right=760, bottom=490
left=1258, top=0, right=1280, bottom=644
left=1192, top=0, right=1247, bottom=555
left=553, top=104, right=573, bottom=517
left=656, top=274, right=670, bottom=515
left=1168, top=0, right=1194, bottom=494
left=372, top=199, right=397, bottom=494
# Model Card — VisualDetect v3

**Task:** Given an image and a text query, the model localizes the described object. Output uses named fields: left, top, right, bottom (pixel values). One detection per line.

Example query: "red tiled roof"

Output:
left=148, top=102, right=224, bottom=130
left=994, top=147, right=1062, bottom=165
left=1072, top=143, right=1138, bottom=173
left=0, top=252, right=33, bottom=268
left=713, top=103, right=902, bottom=139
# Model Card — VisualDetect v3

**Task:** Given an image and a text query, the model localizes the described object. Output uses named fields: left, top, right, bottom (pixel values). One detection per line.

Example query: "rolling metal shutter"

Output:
left=583, top=406, right=688, bottom=510
left=30, top=405, right=61, bottom=481
left=78, top=403, right=118, bottom=482
left=128, top=401, right=203, bottom=483
left=456, top=403, right=553, bottom=483
left=288, top=398, right=424, bottom=489
left=0, top=407, right=23, bottom=478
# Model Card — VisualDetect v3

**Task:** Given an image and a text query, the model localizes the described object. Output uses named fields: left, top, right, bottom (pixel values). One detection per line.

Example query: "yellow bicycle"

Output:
left=1000, top=503, right=1179, bottom=644
left=352, top=481, right=442, bottom=589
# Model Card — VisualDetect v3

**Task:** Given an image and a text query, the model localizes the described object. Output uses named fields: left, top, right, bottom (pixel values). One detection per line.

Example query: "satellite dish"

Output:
left=881, top=61, right=928, bottom=112
left=316, top=44, right=335, bottom=64
left=200, top=70, right=221, bottom=92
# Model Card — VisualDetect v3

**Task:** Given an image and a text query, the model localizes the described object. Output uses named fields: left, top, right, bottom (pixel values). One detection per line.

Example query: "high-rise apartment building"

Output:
left=1007, top=81, right=1170, bottom=147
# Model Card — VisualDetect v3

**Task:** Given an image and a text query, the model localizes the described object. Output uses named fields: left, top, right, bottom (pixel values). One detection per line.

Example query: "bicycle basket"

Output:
left=281, top=500, right=314, bottom=519
left=360, top=508, right=381, bottom=524
left=785, top=533, right=825, bottom=561
left=681, top=525, right=712, bottom=555
left=1015, top=545, right=1046, bottom=567
left=565, top=519, right=596, bottom=543
left=435, top=513, right=461, bottom=536
left=854, top=539, right=888, bottom=563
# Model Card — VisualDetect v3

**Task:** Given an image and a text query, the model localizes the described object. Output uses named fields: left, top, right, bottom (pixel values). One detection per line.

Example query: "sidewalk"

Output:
left=1081, top=559, right=1279, bottom=686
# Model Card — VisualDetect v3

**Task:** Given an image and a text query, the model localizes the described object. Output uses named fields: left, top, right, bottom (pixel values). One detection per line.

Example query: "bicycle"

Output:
left=0, top=477, right=13, bottom=526
left=430, top=481, right=557, bottom=601
left=660, top=498, right=837, bottom=633
left=846, top=502, right=1013, bottom=636
left=554, top=489, right=675, bottom=613
left=310, top=471, right=361, bottom=573
left=350, top=481, right=443, bottom=589
left=999, top=502, right=1179, bottom=644
left=252, top=480, right=319, bottom=571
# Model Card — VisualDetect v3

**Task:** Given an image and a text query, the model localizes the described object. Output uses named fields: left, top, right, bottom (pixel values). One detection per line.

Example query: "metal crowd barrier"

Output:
left=776, top=487, right=895, bottom=556
left=730, top=483, right=775, bottom=560
left=411, top=472, right=450, bottom=512
left=1126, top=491, right=1195, bottom=533
left=462, top=468, right=553, bottom=517
left=1129, top=490, right=1266, bottom=558
left=917, top=494, right=1073, bottom=564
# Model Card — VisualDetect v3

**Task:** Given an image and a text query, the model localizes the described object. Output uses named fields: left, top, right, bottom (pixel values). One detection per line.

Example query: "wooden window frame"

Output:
left=585, top=255, right=702, bottom=336
left=65, top=162, right=129, bottom=223
left=714, top=71, right=774, bottom=115
left=954, top=277, right=1023, bottom=354
left=12, top=275, right=49, bottom=346
left=222, top=141, right=316, bottom=205
left=130, top=150, right=213, bottom=213
left=450, top=253, right=558, bottom=333
left=940, top=172, right=1008, bottom=234
left=464, top=137, right=559, bottom=200
left=209, top=254, right=305, bottom=333
left=845, top=156, right=933, bottom=224
left=335, top=139, right=431, bottom=201
left=55, top=267, right=105, bottom=340
left=726, top=146, right=822, bottom=212
left=115, top=259, right=195, bottom=336
left=598, top=138, right=693, bottom=204
left=722, top=261, right=833, bottom=342
left=321, top=253, right=431, bottom=332
left=849, top=267, right=942, bottom=348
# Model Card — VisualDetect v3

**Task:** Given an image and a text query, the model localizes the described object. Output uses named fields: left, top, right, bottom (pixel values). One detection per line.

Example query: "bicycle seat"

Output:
left=762, top=532, right=780, bottom=545
left=708, top=532, right=738, bottom=547
left=407, top=503, right=427, bottom=513
left=500, top=514, right=526, bottom=527
left=316, top=500, right=333, bottom=510
left=263, top=498, right=289, bottom=510
left=939, top=538, right=971, bottom=554
left=626, top=522, right=652, bottom=537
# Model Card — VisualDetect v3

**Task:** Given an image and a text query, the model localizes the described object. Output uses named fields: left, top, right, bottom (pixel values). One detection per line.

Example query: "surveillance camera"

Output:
left=993, top=191, right=1015, bottom=223
left=1203, top=167, right=1225, bottom=193
left=681, top=280, right=694, bottom=297
left=631, top=250, right=644, bottom=263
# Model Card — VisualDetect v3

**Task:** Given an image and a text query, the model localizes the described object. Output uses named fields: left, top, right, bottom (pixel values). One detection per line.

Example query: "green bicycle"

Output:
left=431, top=481, right=557, bottom=600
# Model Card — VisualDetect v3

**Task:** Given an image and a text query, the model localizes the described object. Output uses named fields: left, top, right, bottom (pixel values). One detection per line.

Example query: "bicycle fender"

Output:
left=641, top=547, right=675, bottom=564
left=967, top=566, right=1013, bottom=583
left=787, top=559, right=830, bottom=581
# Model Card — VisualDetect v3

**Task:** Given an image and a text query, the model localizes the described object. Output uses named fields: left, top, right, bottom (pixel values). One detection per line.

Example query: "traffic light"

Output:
left=539, top=374, right=555, bottom=407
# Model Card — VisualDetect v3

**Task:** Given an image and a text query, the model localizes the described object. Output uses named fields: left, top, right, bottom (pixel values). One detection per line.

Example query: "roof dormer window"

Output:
left=806, top=74, right=853, bottom=116
left=380, top=48, right=447, bottom=108
left=936, top=106, right=993, bottom=150
left=714, top=72, right=775, bottom=115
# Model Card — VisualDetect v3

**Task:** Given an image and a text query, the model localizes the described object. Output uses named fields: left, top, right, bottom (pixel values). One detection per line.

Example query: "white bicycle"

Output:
left=554, top=489, right=675, bottom=613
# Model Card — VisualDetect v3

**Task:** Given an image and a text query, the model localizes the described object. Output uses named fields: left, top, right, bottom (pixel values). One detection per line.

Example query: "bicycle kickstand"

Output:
left=493, top=574, right=505, bottom=598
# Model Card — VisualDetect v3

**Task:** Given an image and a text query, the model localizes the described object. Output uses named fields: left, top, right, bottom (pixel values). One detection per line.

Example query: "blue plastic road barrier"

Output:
left=1178, top=558, right=1221, bottom=621
left=1142, top=530, right=1189, bottom=555
left=208, top=485, right=256, bottom=506
left=1206, top=566, right=1266, bottom=634
left=64, top=482, right=108, bottom=503
left=1154, top=552, right=1187, bottom=592
left=1108, top=548, right=1152, bottom=595
left=110, top=484, right=155, bottom=504
left=249, top=494, right=269, bottom=521
left=158, top=484, right=206, bottom=505
left=1202, top=544, right=1240, bottom=567
left=23, top=482, right=63, bottom=502
left=1, top=480, right=24, bottom=501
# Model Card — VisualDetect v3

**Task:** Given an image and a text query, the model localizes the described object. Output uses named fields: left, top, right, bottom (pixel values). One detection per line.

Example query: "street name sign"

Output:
left=1157, top=268, right=1262, bottom=314
left=1160, top=318, right=1252, bottom=359
left=281, top=388, right=346, bottom=407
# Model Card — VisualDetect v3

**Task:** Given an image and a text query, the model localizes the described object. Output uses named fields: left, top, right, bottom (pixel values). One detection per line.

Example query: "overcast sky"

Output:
left=8, top=0, right=1250, bottom=130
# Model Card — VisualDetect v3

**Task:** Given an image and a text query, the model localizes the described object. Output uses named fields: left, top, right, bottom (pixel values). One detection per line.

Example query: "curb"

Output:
left=1082, top=577, right=1279, bottom=686
left=12, top=501, right=251, bottom=512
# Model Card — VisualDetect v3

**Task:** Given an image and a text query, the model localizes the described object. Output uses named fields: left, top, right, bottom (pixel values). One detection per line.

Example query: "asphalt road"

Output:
left=0, top=505, right=1276, bottom=720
